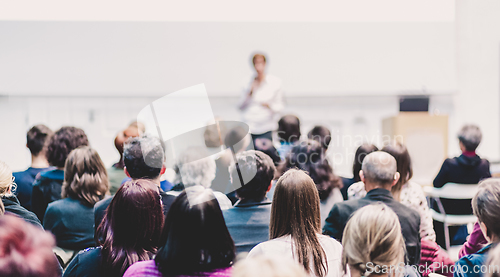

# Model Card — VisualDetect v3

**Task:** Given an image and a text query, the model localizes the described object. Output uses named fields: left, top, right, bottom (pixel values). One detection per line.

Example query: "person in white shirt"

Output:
left=248, top=169, right=344, bottom=277
left=239, top=53, right=284, bottom=141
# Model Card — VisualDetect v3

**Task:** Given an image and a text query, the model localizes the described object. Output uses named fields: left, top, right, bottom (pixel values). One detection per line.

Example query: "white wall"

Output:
left=0, top=21, right=456, bottom=97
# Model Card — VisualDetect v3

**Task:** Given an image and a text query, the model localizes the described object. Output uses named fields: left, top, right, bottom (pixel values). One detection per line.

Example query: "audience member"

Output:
left=248, top=169, right=344, bottom=277
left=123, top=186, right=235, bottom=277
left=342, top=203, right=419, bottom=277
left=13, top=124, right=53, bottom=210
left=308, top=125, right=332, bottom=150
left=43, top=146, right=109, bottom=252
left=94, top=136, right=176, bottom=232
left=459, top=222, right=489, bottom=259
left=276, top=115, right=301, bottom=159
left=323, top=151, right=421, bottom=265
left=233, top=255, right=309, bottom=277
left=0, top=161, right=42, bottom=228
left=171, top=147, right=233, bottom=210
left=239, top=53, right=284, bottom=142
left=433, top=125, right=491, bottom=247
left=485, top=244, right=500, bottom=277
left=223, top=150, right=276, bottom=253
left=455, top=178, right=500, bottom=277
left=0, top=215, right=62, bottom=277
left=280, top=140, right=343, bottom=226
left=340, top=143, right=378, bottom=200
left=348, top=141, right=435, bottom=242
left=31, top=126, right=89, bottom=222
left=108, top=122, right=142, bottom=195
left=63, top=180, right=163, bottom=277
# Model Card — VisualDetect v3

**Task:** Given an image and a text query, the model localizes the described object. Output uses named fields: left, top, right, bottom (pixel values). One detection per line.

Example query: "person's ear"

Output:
left=391, top=172, right=401, bottom=188
left=479, top=221, right=492, bottom=242
left=266, top=180, right=273, bottom=193
left=124, top=167, right=130, bottom=178
left=359, top=170, right=365, bottom=183
left=160, top=164, right=166, bottom=175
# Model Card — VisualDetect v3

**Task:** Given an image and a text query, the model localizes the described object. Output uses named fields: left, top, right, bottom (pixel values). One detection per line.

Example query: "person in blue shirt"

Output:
left=455, top=178, right=500, bottom=277
left=13, top=124, right=53, bottom=210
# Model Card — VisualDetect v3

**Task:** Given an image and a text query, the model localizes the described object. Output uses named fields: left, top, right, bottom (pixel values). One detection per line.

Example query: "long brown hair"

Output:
left=381, top=141, right=412, bottom=202
left=62, top=146, right=109, bottom=207
left=270, top=169, right=327, bottom=277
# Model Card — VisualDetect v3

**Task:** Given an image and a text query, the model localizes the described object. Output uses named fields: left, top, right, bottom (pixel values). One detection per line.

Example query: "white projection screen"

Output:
left=0, top=21, right=457, bottom=97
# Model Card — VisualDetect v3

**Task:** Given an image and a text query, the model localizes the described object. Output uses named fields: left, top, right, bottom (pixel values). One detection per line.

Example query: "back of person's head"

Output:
left=177, top=147, right=216, bottom=188
left=230, top=150, right=276, bottom=201
left=114, top=123, right=142, bottom=155
left=352, top=144, right=379, bottom=182
left=281, top=140, right=342, bottom=201
left=381, top=141, right=413, bottom=201
left=277, top=115, right=301, bottom=144
left=0, top=161, right=14, bottom=197
left=97, top=179, right=164, bottom=277
left=342, top=203, right=405, bottom=277
left=0, top=215, right=61, bottom=277
left=155, top=186, right=235, bottom=275
left=361, top=151, right=398, bottom=188
left=271, top=169, right=327, bottom=277
left=472, top=178, right=500, bottom=242
left=233, top=255, right=309, bottom=277
left=47, top=126, right=89, bottom=168
left=486, top=244, right=500, bottom=277
left=62, top=146, right=109, bottom=207
left=308, top=125, right=332, bottom=150
left=204, top=119, right=227, bottom=148
left=26, top=124, right=53, bottom=157
left=458, top=124, right=482, bottom=151
left=123, top=136, right=164, bottom=180
left=225, top=126, right=250, bottom=153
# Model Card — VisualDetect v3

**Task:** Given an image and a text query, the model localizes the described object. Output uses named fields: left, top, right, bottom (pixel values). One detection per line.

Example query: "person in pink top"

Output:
left=123, top=186, right=235, bottom=277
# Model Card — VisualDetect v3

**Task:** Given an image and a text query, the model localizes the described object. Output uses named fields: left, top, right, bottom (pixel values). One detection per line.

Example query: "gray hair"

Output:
left=361, top=151, right=397, bottom=185
left=458, top=124, right=482, bottom=151
left=177, top=147, right=216, bottom=188
left=472, top=178, right=500, bottom=239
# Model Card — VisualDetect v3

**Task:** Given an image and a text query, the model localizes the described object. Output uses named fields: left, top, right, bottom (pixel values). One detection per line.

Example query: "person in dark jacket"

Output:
left=223, top=150, right=275, bottom=253
left=94, top=136, right=176, bottom=232
left=13, top=124, right=53, bottom=210
left=31, top=126, right=89, bottom=223
left=454, top=178, right=500, bottom=277
left=43, top=146, right=109, bottom=251
left=323, top=151, right=421, bottom=266
left=433, top=124, right=491, bottom=248
left=0, top=161, right=42, bottom=228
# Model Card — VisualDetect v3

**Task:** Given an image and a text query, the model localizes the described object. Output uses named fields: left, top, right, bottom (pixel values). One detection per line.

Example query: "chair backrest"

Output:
left=424, top=183, right=479, bottom=200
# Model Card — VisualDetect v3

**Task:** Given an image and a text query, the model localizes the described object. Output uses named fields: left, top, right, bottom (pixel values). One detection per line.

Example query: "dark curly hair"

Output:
left=231, top=150, right=276, bottom=201
left=27, top=124, right=53, bottom=156
left=280, top=140, right=342, bottom=201
left=47, top=126, right=89, bottom=168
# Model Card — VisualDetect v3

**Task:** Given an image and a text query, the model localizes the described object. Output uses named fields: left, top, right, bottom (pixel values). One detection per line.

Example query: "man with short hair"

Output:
left=223, top=150, right=276, bottom=253
left=323, top=151, right=421, bottom=265
left=94, top=136, right=176, bottom=231
left=13, top=125, right=53, bottom=210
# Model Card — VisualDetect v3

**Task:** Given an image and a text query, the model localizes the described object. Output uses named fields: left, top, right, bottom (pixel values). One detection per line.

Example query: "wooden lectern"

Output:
left=382, top=112, right=448, bottom=186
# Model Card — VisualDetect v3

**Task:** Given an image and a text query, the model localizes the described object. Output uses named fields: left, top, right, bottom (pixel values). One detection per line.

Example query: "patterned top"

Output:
left=123, top=260, right=232, bottom=277
left=347, top=181, right=436, bottom=242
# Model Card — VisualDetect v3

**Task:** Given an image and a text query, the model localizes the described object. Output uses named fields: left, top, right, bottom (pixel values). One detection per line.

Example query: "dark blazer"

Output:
left=2, top=195, right=42, bottom=228
left=454, top=243, right=495, bottom=277
left=63, top=247, right=106, bottom=277
left=13, top=167, right=51, bottom=210
left=323, top=188, right=421, bottom=265
left=433, top=154, right=491, bottom=215
left=31, top=169, right=65, bottom=223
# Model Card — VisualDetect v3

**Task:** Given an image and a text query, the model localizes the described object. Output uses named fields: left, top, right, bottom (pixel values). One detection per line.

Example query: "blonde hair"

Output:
left=233, top=255, right=309, bottom=277
left=342, top=203, right=405, bottom=277
left=0, top=161, right=15, bottom=197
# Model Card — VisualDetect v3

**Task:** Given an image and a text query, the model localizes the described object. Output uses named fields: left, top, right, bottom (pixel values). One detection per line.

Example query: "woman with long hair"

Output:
left=347, top=140, right=435, bottom=242
left=44, top=146, right=109, bottom=252
left=123, top=186, right=235, bottom=277
left=280, top=140, right=343, bottom=226
left=248, top=169, right=343, bottom=277
left=63, top=179, right=164, bottom=277
left=342, top=203, right=417, bottom=277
